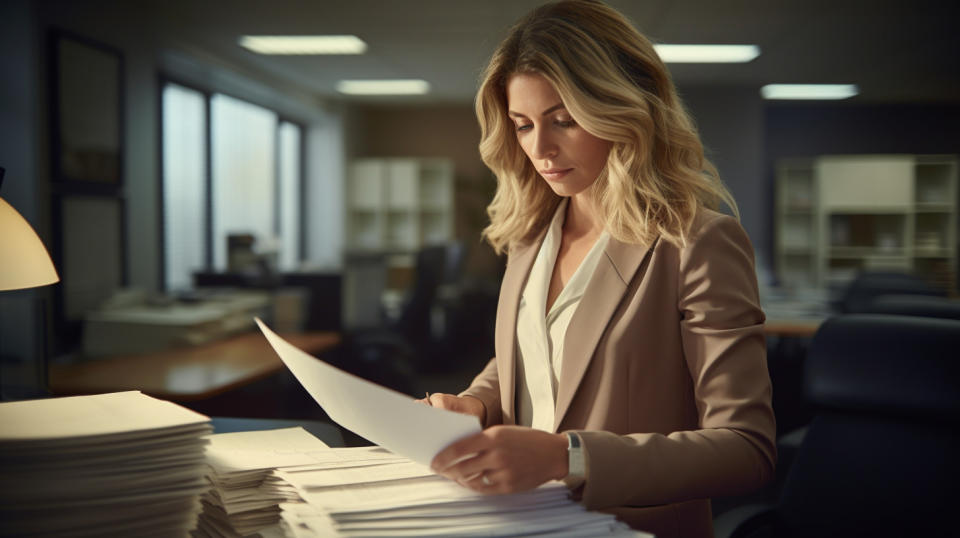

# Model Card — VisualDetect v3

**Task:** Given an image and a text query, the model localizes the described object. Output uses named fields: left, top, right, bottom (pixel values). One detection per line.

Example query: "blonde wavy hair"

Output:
left=477, top=0, right=738, bottom=254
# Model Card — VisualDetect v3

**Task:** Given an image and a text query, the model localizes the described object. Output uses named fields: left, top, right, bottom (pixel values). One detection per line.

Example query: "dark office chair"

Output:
left=864, top=293, right=960, bottom=320
left=329, top=242, right=468, bottom=392
left=836, top=270, right=944, bottom=314
left=717, top=314, right=960, bottom=538
left=393, top=244, right=454, bottom=351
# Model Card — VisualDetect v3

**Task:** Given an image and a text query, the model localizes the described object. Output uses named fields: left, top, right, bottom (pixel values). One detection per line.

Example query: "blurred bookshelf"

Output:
left=775, top=155, right=958, bottom=294
left=346, top=158, right=454, bottom=252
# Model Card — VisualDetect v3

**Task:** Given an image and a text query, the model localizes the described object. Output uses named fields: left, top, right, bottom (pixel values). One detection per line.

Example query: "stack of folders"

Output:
left=276, top=449, right=650, bottom=538
left=0, top=391, right=212, bottom=537
left=194, top=427, right=333, bottom=538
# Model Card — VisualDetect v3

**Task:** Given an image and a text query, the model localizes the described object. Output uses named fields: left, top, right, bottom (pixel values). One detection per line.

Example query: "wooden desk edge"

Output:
left=764, top=319, right=825, bottom=338
left=49, top=331, right=340, bottom=401
left=50, top=366, right=284, bottom=402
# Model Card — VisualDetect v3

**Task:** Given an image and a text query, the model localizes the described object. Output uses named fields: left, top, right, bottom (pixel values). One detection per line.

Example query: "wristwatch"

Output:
left=564, top=432, right=585, bottom=488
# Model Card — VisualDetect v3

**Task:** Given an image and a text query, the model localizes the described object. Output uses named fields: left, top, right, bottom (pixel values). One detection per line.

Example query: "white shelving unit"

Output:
left=346, top=157, right=455, bottom=252
left=775, top=155, right=958, bottom=293
left=776, top=160, right=819, bottom=288
left=343, top=157, right=456, bottom=329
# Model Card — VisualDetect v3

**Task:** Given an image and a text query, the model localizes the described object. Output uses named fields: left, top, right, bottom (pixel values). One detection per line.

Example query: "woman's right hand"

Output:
left=418, top=393, right=486, bottom=424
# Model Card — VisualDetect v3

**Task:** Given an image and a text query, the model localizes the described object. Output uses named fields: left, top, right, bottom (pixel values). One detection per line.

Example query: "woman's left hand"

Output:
left=430, top=425, right=569, bottom=494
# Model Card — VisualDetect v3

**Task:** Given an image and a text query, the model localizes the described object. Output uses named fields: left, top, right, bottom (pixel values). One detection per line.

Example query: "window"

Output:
left=161, top=82, right=303, bottom=292
left=210, top=94, right=278, bottom=272
left=162, top=83, right=207, bottom=292
left=278, top=121, right=302, bottom=271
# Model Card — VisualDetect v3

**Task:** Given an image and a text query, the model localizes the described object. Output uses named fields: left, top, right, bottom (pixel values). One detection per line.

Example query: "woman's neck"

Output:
left=564, top=194, right=603, bottom=239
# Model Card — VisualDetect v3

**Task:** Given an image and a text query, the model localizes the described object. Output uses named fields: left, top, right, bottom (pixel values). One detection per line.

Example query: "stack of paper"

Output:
left=193, top=427, right=333, bottom=538
left=254, top=320, right=652, bottom=538
left=0, top=391, right=212, bottom=537
left=275, top=450, right=645, bottom=537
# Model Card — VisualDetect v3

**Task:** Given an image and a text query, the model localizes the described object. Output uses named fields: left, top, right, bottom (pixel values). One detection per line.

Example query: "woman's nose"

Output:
left=529, top=130, right=557, bottom=160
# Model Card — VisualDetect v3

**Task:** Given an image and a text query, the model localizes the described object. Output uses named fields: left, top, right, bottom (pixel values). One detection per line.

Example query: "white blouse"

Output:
left=515, top=199, right=610, bottom=432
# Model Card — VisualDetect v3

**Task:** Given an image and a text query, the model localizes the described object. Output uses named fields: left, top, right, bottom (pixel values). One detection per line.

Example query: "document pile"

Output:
left=255, top=320, right=651, bottom=538
left=194, top=427, right=332, bottom=537
left=276, top=450, right=645, bottom=537
left=0, top=391, right=211, bottom=537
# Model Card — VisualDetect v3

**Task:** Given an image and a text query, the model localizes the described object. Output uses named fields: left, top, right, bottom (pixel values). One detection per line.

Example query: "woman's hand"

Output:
left=430, top=425, right=569, bottom=494
left=416, top=393, right=486, bottom=424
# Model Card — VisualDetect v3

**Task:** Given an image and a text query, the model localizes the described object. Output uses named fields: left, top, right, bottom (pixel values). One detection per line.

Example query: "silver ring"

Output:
left=481, top=473, right=492, bottom=486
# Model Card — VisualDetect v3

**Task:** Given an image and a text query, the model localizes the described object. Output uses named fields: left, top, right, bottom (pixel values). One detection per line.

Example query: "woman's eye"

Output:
left=556, top=119, right=576, bottom=128
left=516, top=124, right=533, bottom=132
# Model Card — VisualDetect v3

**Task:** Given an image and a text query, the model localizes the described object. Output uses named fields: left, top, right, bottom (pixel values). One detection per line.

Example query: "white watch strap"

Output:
left=564, top=432, right=585, bottom=488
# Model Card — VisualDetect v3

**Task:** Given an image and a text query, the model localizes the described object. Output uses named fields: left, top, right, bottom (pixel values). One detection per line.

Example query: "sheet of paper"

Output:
left=255, top=318, right=481, bottom=466
left=277, top=460, right=433, bottom=489
left=327, top=488, right=569, bottom=518
left=0, top=391, right=209, bottom=441
left=274, top=446, right=407, bottom=473
left=205, top=427, right=330, bottom=473
left=332, top=504, right=595, bottom=530
left=283, top=500, right=647, bottom=538
left=292, top=476, right=476, bottom=510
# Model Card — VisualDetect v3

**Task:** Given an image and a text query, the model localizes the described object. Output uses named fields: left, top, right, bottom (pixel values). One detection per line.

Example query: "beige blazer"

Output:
left=461, top=209, right=776, bottom=538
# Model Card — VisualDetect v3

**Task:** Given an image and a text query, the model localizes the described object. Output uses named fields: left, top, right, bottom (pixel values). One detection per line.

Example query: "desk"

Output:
left=50, top=331, right=339, bottom=402
left=210, top=416, right=345, bottom=446
left=764, top=317, right=826, bottom=338
left=763, top=295, right=831, bottom=338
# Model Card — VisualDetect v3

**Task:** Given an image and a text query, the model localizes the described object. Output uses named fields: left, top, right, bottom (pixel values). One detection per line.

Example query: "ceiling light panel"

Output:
left=239, top=35, right=367, bottom=55
left=654, top=44, right=760, bottom=63
left=336, top=80, right=431, bottom=95
left=761, top=84, right=860, bottom=100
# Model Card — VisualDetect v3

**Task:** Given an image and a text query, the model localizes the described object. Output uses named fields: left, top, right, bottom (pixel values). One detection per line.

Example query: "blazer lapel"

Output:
left=494, top=231, right=545, bottom=426
left=553, top=237, right=654, bottom=431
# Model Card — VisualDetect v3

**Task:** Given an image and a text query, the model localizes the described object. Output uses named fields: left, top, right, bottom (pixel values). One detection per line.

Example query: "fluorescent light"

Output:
left=238, top=35, right=367, bottom=55
left=336, top=80, right=431, bottom=95
left=654, top=44, right=760, bottom=63
left=761, top=84, right=859, bottom=100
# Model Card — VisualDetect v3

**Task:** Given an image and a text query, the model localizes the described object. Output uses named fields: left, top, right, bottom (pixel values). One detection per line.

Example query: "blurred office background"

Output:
left=1, top=0, right=958, bottom=527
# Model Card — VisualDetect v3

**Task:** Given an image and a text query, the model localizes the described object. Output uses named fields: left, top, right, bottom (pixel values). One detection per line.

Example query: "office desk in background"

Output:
left=763, top=293, right=831, bottom=339
left=50, top=331, right=339, bottom=402
left=764, top=317, right=825, bottom=338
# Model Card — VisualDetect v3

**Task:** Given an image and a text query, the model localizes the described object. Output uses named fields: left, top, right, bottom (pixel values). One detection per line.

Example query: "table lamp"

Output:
left=0, top=166, right=60, bottom=399
left=0, top=168, right=59, bottom=290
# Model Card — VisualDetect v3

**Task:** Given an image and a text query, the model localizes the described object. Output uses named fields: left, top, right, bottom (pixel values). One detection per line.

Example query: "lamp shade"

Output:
left=0, top=196, right=59, bottom=291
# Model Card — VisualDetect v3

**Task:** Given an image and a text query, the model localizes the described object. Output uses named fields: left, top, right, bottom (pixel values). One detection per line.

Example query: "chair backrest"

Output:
left=838, top=270, right=943, bottom=314
left=865, top=294, right=960, bottom=320
left=441, top=240, right=467, bottom=286
left=775, top=314, right=960, bottom=537
left=395, top=243, right=462, bottom=343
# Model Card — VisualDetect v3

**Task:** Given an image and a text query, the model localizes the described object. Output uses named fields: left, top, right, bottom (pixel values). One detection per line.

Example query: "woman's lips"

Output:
left=540, top=168, right=573, bottom=181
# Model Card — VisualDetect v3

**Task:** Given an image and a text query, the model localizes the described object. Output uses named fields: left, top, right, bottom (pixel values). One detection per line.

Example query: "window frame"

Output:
left=157, top=74, right=307, bottom=292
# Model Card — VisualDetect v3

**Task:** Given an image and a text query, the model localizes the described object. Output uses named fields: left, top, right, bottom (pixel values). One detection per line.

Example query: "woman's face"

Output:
left=506, top=72, right=612, bottom=198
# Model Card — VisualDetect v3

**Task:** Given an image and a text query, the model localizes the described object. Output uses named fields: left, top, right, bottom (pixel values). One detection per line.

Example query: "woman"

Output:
left=425, top=1, right=775, bottom=536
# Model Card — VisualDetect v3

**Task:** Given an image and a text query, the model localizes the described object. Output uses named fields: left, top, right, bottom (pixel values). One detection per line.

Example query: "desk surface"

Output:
left=210, top=417, right=345, bottom=447
left=50, top=331, right=339, bottom=401
left=763, top=295, right=831, bottom=338
left=764, top=317, right=826, bottom=338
